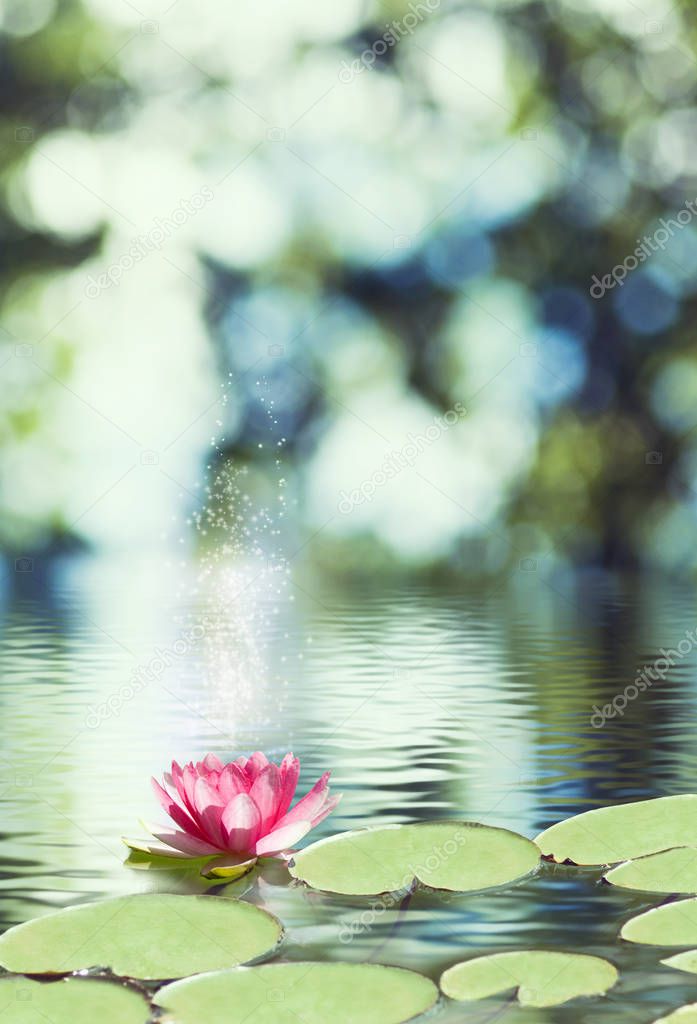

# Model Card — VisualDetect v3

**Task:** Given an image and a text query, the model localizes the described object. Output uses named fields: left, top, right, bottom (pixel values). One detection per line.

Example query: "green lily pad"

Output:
left=0, top=976, right=149, bottom=1024
left=0, top=894, right=282, bottom=979
left=289, top=820, right=539, bottom=896
left=621, top=898, right=697, bottom=946
left=155, top=962, right=439, bottom=1024
left=662, top=949, right=697, bottom=976
left=536, top=795, right=697, bottom=865
left=651, top=1006, right=697, bottom=1023
left=439, top=951, right=618, bottom=1008
left=605, top=848, right=697, bottom=893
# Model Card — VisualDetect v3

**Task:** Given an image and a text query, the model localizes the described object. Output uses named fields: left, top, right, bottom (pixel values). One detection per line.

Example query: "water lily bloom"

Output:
left=123, top=753, right=340, bottom=871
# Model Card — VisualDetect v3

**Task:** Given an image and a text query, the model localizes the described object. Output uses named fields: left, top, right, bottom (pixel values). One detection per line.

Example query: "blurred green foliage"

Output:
left=0, top=0, right=695, bottom=572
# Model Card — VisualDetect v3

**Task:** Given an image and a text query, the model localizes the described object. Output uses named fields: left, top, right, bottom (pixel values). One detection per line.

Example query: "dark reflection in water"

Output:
left=1, top=556, right=697, bottom=1021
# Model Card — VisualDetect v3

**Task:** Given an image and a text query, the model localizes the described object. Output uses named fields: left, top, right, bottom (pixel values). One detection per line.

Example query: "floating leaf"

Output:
left=536, top=795, right=697, bottom=865
left=605, top=848, right=697, bottom=893
left=651, top=1006, right=697, bottom=1023
left=662, top=949, right=697, bottom=976
left=0, top=894, right=282, bottom=979
left=125, top=849, right=211, bottom=871
left=621, top=898, right=697, bottom=946
left=123, top=839, right=259, bottom=883
left=155, top=962, right=439, bottom=1024
left=125, top=853, right=258, bottom=898
left=289, top=820, right=539, bottom=896
left=439, top=951, right=618, bottom=1008
left=0, top=976, right=148, bottom=1024
left=200, top=855, right=258, bottom=881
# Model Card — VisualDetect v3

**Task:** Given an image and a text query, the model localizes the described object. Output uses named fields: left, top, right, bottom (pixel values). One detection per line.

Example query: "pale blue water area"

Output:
left=2, top=555, right=697, bottom=1021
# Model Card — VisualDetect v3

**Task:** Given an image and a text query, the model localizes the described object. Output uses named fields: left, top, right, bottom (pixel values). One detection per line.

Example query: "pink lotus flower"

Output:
left=123, top=752, right=340, bottom=871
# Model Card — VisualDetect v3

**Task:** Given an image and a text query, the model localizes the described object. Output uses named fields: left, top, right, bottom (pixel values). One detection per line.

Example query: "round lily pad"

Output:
left=289, top=820, right=539, bottom=896
left=439, top=951, right=618, bottom=1008
left=605, top=848, right=697, bottom=893
left=0, top=976, right=148, bottom=1024
left=155, top=962, right=439, bottom=1024
left=536, top=795, right=697, bottom=865
left=621, top=898, right=697, bottom=947
left=651, top=1006, right=697, bottom=1023
left=0, top=894, right=283, bottom=979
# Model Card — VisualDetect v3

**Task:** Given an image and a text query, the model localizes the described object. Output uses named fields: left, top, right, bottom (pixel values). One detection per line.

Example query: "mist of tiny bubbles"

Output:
left=186, top=376, right=292, bottom=727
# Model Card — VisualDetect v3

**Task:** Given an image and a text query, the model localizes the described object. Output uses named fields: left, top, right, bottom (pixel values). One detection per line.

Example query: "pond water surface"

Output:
left=2, top=556, right=697, bottom=1022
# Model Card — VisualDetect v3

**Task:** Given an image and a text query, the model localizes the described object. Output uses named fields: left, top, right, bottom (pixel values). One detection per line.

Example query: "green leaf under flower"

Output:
left=199, top=855, right=258, bottom=880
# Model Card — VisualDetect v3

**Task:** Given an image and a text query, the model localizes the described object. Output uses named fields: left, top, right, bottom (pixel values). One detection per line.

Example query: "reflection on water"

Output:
left=2, top=556, right=697, bottom=1020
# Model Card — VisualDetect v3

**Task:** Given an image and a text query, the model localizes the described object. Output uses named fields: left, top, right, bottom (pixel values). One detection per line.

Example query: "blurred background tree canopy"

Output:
left=0, top=0, right=694, bottom=574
